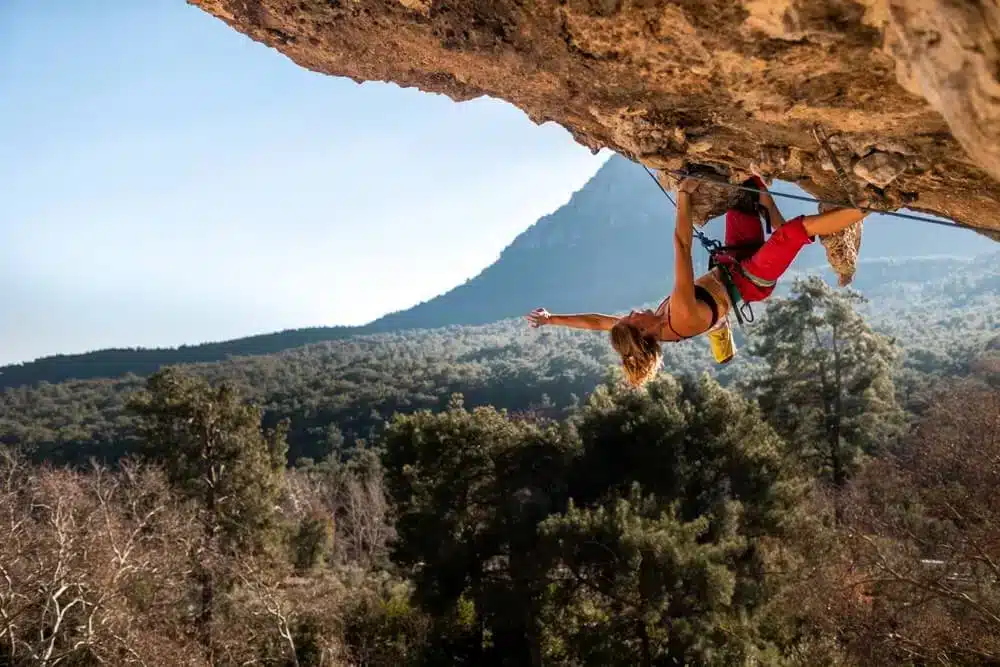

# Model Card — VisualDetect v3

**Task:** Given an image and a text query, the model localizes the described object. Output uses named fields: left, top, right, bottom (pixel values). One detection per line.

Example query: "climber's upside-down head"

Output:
left=610, top=310, right=662, bottom=387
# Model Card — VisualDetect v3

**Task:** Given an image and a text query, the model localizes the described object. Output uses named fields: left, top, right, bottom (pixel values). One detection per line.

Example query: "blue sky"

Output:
left=1, top=1, right=608, bottom=364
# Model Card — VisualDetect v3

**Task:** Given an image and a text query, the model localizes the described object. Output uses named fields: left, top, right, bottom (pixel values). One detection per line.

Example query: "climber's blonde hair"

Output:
left=610, top=320, right=662, bottom=387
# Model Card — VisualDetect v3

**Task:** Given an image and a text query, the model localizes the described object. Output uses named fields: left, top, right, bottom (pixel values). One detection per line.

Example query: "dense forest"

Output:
left=2, top=253, right=997, bottom=467
left=1, top=266, right=997, bottom=665
left=2, top=155, right=991, bottom=390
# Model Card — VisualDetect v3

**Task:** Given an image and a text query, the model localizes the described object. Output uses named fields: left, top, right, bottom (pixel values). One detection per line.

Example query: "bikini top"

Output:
left=658, top=286, right=720, bottom=341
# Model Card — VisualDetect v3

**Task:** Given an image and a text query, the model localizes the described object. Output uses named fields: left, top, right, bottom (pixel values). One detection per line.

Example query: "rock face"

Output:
left=189, top=0, right=1000, bottom=280
left=854, top=151, right=909, bottom=188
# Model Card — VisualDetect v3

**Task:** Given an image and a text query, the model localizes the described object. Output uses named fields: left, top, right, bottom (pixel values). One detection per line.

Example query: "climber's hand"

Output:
left=758, top=188, right=775, bottom=209
left=526, top=308, right=551, bottom=328
left=677, top=178, right=700, bottom=195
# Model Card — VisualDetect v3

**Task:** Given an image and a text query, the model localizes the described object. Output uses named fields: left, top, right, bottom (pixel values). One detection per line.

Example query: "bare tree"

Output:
left=341, top=465, right=391, bottom=570
left=284, top=458, right=392, bottom=571
left=0, top=448, right=31, bottom=665
left=236, top=557, right=300, bottom=666
left=838, top=379, right=1000, bottom=664
left=0, top=451, right=203, bottom=666
left=0, top=444, right=398, bottom=666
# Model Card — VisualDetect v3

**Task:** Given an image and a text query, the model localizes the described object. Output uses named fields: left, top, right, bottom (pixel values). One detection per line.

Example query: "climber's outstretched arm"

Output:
left=526, top=308, right=617, bottom=331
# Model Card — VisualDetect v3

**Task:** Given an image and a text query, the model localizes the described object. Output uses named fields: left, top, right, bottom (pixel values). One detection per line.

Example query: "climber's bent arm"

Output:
left=764, top=200, right=786, bottom=230
left=670, top=190, right=699, bottom=314
left=547, top=313, right=619, bottom=331
left=758, top=184, right=787, bottom=230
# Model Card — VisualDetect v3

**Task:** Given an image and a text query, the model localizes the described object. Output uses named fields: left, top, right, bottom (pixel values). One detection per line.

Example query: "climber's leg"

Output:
left=800, top=206, right=868, bottom=238
left=726, top=216, right=812, bottom=302
left=740, top=207, right=868, bottom=284
left=739, top=216, right=813, bottom=285
left=729, top=207, right=868, bottom=302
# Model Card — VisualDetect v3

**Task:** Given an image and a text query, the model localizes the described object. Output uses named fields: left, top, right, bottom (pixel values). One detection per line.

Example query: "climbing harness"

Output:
left=637, top=156, right=985, bottom=366
left=640, top=165, right=758, bottom=328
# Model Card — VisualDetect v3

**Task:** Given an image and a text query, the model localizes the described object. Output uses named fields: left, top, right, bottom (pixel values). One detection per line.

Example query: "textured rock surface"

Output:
left=189, top=0, right=1000, bottom=280
left=854, top=151, right=909, bottom=188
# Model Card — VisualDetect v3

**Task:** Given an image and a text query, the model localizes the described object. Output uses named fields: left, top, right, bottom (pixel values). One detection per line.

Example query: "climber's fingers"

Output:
left=677, top=177, right=700, bottom=194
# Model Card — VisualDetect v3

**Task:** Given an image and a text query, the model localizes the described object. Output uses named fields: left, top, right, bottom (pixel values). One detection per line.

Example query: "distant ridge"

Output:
left=3, top=155, right=989, bottom=389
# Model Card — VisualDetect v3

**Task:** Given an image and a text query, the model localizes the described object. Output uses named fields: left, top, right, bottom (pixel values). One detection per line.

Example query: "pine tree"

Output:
left=130, top=368, right=287, bottom=550
left=383, top=395, right=577, bottom=666
left=745, top=276, right=904, bottom=487
left=538, top=375, right=804, bottom=666
left=129, top=368, right=288, bottom=655
left=383, top=378, right=807, bottom=666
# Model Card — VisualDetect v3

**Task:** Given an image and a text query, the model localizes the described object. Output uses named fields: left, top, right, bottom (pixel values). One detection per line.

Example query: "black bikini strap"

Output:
left=695, top=285, right=719, bottom=327
left=665, top=302, right=692, bottom=340
left=665, top=288, right=720, bottom=340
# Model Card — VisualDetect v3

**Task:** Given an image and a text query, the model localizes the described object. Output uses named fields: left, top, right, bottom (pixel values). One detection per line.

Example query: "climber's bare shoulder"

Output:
left=657, top=292, right=715, bottom=340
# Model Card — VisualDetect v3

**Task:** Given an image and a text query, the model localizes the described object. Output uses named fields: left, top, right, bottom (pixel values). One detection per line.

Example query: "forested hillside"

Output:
left=3, top=254, right=996, bottom=467
left=3, top=156, right=990, bottom=389
left=2, top=262, right=997, bottom=665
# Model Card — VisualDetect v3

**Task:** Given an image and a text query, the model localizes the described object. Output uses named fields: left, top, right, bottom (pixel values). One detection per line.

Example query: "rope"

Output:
left=641, top=162, right=981, bottom=232
left=640, top=165, right=721, bottom=252
left=640, top=164, right=753, bottom=326
left=641, top=163, right=676, bottom=206
left=813, top=125, right=859, bottom=209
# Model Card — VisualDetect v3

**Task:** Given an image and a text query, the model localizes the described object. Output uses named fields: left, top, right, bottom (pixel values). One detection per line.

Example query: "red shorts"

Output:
left=722, top=216, right=812, bottom=303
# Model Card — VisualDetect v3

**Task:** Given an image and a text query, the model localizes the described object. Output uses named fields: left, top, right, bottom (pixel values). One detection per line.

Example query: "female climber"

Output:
left=525, top=175, right=870, bottom=386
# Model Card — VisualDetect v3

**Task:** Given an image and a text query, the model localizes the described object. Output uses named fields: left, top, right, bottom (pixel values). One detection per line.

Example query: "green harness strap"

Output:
left=716, top=263, right=774, bottom=328
left=636, top=164, right=780, bottom=330
left=717, top=265, right=747, bottom=327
